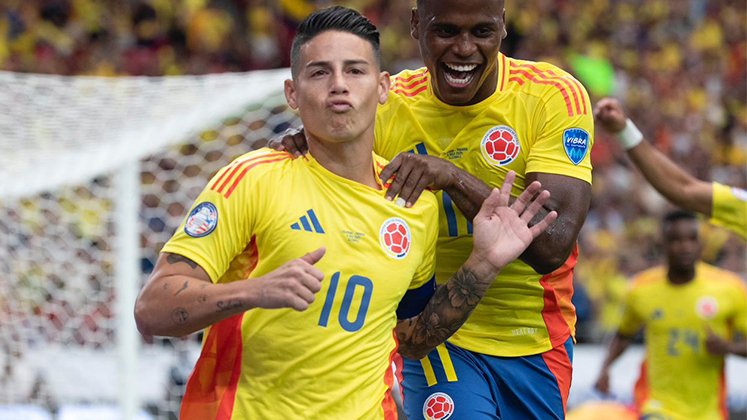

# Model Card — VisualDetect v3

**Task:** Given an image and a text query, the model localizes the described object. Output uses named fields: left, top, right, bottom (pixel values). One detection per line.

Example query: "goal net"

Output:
left=0, top=69, right=297, bottom=419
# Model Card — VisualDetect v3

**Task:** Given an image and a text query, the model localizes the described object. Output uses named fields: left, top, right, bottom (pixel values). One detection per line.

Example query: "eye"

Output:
left=310, top=69, right=328, bottom=77
left=349, top=67, right=366, bottom=75
left=433, top=25, right=458, bottom=37
left=473, top=26, right=495, bottom=38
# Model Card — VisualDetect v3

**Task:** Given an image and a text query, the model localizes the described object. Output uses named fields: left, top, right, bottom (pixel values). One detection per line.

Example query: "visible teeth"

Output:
left=445, top=63, right=478, bottom=72
left=444, top=72, right=475, bottom=86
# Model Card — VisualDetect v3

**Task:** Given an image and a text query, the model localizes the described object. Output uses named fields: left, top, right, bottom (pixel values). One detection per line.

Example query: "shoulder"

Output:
left=386, top=67, right=430, bottom=101
left=697, top=262, right=746, bottom=291
left=210, top=148, right=294, bottom=196
left=629, top=266, right=667, bottom=290
left=226, top=148, right=294, bottom=176
left=504, top=56, right=590, bottom=113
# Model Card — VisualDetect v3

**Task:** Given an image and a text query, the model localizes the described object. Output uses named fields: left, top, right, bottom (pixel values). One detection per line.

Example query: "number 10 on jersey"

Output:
left=318, top=272, right=373, bottom=332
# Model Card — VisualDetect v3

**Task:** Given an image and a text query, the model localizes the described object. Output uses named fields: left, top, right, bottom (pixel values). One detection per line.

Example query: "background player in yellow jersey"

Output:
left=134, top=6, right=557, bottom=420
left=595, top=97, right=746, bottom=240
left=595, top=210, right=747, bottom=420
left=274, top=0, right=593, bottom=417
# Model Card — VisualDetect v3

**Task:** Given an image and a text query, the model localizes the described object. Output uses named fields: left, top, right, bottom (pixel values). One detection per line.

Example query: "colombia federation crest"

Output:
left=379, top=217, right=411, bottom=259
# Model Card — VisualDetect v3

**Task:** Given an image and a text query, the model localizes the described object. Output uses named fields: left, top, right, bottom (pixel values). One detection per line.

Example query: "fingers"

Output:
left=498, top=170, right=516, bottom=206
left=476, top=187, right=502, bottom=220
left=379, top=154, right=401, bottom=185
left=394, top=166, right=427, bottom=207
left=384, top=157, right=414, bottom=202
left=276, top=127, right=308, bottom=158
left=290, top=129, right=309, bottom=157
left=300, top=247, right=326, bottom=265
left=509, top=179, right=541, bottom=214
left=528, top=210, right=557, bottom=238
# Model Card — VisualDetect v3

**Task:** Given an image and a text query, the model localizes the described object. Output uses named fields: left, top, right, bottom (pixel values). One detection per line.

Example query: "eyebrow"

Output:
left=305, top=59, right=371, bottom=68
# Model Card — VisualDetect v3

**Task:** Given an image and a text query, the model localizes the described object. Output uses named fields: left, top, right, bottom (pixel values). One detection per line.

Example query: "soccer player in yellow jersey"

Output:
left=595, top=210, right=747, bottom=420
left=275, top=0, right=593, bottom=417
left=595, top=97, right=747, bottom=240
left=134, top=7, right=557, bottom=420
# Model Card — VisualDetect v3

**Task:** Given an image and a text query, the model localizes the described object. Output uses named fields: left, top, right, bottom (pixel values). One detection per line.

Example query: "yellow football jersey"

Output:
left=711, top=182, right=746, bottom=240
left=374, top=53, right=593, bottom=356
left=618, top=263, right=747, bottom=420
left=162, top=148, right=439, bottom=419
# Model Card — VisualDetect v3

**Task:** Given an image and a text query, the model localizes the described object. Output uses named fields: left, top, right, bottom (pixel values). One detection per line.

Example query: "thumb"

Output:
left=300, top=247, right=326, bottom=265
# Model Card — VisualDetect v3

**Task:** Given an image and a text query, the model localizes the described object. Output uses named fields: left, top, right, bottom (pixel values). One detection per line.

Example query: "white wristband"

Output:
left=615, top=118, right=643, bottom=150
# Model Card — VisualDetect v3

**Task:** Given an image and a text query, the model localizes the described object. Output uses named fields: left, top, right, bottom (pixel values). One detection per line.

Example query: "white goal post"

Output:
left=0, top=69, right=296, bottom=419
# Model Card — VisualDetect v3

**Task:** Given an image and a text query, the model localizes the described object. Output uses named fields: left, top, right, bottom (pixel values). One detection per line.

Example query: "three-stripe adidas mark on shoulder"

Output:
left=290, top=209, right=325, bottom=234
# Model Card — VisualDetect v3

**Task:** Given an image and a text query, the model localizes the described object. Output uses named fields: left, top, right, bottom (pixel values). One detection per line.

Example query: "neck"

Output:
left=667, top=265, right=696, bottom=285
left=306, top=132, right=379, bottom=188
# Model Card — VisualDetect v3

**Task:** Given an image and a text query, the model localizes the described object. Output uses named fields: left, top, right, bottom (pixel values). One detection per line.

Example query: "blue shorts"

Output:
left=400, top=338, right=574, bottom=419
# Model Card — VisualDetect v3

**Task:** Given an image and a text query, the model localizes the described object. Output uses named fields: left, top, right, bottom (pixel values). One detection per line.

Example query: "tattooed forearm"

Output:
left=216, top=299, right=245, bottom=312
left=174, top=280, right=189, bottom=296
left=397, top=267, right=491, bottom=359
left=171, top=308, right=189, bottom=325
left=166, top=253, right=199, bottom=269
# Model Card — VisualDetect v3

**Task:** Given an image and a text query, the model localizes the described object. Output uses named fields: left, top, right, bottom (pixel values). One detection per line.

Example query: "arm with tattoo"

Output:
left=395, top=172, right=557, bottom=359
left=396, top=265, right=493, bottom=359
left=134, top=248, right=326, bottom=337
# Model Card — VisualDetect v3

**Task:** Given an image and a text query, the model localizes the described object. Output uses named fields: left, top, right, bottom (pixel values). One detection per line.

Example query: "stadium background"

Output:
left=0, top=0, right=744, bottom=419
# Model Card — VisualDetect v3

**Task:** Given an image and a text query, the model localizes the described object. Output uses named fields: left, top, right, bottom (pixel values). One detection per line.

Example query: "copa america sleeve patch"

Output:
left=184, top=202, right=218, bottom=238
left=562, top=128, right=590, bottom=165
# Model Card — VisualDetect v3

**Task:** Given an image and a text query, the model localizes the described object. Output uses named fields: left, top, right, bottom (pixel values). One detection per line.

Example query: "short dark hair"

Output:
left=662, top=209, right=698, bottom=234
left=290, top=6, right=380, bottom=77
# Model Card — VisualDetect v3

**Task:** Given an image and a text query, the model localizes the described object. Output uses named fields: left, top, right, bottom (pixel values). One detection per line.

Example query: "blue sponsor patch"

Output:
left=184, top=202, right=218, bottom=238
left=563, top=128, right=589, bottom=165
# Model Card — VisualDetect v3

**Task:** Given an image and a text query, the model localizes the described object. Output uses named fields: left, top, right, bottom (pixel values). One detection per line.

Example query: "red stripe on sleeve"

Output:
left=223, top=156, right=289, bottom=198
left=509, top=68, right=575, bottom=117
left=511, top=62, right=586, bottom=115
left=499, top=54, right=507, bottom=91
left=394, top=70, right=428, bottom=84
left=393, top=84, right=428, bottom=98
left=392, top=77, right=427, bottom=91
left=212, top=153, right=288, bottom=195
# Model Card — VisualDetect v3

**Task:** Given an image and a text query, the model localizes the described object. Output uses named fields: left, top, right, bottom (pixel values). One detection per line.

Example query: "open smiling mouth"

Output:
left=442, top=63, right=480, bottom=88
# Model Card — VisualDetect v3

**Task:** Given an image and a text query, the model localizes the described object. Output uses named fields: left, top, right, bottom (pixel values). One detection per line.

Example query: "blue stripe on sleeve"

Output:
left=396, top=275, right=437, bottom=319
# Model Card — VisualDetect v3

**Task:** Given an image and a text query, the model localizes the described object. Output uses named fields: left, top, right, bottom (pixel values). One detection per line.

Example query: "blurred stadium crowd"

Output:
left=0, top=0, right=745, bottom=413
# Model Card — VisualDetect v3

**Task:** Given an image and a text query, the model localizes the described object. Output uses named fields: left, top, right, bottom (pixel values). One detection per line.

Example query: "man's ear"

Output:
left=410, top=8, right=419, bottom=40
left=284, top=79, right=298, bottom=110
left=501, top=9, right=507, bottom=39
left=378, top=71, right=391, bottom=104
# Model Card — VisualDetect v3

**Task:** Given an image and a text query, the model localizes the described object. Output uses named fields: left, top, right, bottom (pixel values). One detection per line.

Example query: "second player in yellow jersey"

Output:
left=376, top=52, right=593, bottom=356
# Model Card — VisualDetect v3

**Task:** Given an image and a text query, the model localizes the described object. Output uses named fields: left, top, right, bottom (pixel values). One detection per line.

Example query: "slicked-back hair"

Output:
left=290, top=6, right=381, bottom=77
